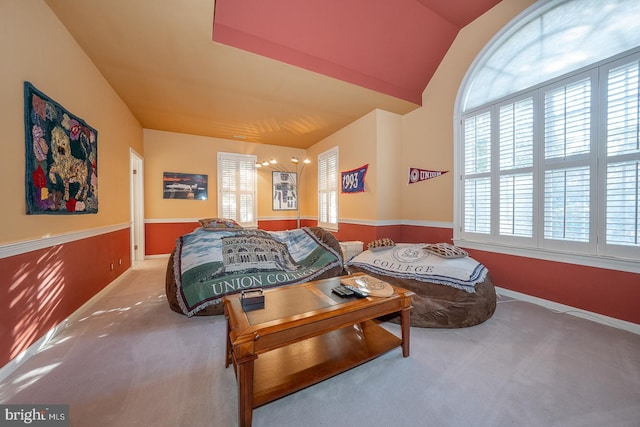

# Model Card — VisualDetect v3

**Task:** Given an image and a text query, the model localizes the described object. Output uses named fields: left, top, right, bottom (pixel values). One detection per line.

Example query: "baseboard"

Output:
left=0, top=266, right=133, bottom=383
left=495, top=286, right=640, bottom=335
left=145, top=254, right=171, bottom=259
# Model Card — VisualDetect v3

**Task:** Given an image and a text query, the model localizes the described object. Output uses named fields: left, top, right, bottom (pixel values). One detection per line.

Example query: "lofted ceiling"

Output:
left=44, top=0, right=501, bottom=149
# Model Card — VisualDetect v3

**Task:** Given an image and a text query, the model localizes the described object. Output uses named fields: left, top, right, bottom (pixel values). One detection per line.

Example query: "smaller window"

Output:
left=217, top=152, right=257, bottom=228
left=318, top=147, right=339, bottom=229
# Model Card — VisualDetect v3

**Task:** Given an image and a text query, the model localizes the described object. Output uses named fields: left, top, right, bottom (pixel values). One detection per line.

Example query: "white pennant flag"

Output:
left=408, top=168, right=448, bottom=184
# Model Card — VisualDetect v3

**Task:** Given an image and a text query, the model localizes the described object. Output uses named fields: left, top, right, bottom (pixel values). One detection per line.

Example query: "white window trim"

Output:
left=317, top=147, right=339, bottom=231
left=597, top=54, right=640, bottom=261
left=455, top=45, right=640, bottom=274
left=217, top=152, right=257, bottom=228
left=454, top=239, right=640, bottom=274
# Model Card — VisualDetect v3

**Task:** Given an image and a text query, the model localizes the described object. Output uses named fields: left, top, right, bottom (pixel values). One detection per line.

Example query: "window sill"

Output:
left=317, top=223, right=338, bottom=232
left=453, top=239, right=640, bottom=274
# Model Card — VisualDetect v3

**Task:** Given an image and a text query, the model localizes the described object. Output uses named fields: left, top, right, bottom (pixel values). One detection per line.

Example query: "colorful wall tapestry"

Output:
left=24, top=82, right=98, bottom=214
left=341, top=164, right=368, bottom=193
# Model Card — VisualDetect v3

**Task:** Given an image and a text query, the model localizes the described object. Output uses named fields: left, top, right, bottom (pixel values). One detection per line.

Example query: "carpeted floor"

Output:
left=1, top=259, right=639, bottom=427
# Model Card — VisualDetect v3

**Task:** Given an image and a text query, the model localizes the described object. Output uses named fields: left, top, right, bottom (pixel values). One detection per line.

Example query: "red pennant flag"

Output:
left=408, top=168, right=448, bottom=184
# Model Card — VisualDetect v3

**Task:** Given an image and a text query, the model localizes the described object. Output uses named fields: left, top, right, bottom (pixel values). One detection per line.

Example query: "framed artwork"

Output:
left=24, top=82, right=98, bottom=214
left=163, top=172, right=208, bottom=200
left=272, top=171, right=297, bottom=210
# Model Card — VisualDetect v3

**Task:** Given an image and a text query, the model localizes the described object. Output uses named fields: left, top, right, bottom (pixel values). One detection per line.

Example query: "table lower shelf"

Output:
left=251, top=319, right=402, bottom=407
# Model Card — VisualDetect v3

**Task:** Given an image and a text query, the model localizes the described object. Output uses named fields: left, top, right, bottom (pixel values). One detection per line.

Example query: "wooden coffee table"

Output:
left=223, top=273, right=414, bottom=427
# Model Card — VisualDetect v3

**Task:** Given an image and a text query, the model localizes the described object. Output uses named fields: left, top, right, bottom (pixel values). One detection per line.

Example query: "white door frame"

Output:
left=130, top=148, right=145, bottom=263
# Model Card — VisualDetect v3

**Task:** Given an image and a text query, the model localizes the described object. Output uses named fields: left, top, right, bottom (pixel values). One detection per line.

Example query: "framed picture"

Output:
left=163, top=172, right=208, bottom=200
left=272, top=171, right=297, bottom=210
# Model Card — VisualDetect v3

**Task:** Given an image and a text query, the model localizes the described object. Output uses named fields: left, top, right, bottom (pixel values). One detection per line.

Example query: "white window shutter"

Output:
left=605, top=60, right=640, bottom=247
left=217, top=153, right=257, bottom=228
left=499, top=98, right=534, bottom=238
left=318, top=148, right=338, bottom=228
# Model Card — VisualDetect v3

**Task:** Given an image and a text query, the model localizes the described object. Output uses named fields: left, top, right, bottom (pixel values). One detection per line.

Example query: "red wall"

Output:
left=0, top=228, right=130, bottom=368
left=146, top=220, right=640, bottom=326
left=4, top=220, right=635, bottom=372
left=145, top=219, right=315, bottom=254
left=146, top=222, right=200, bottom=255
left=469, top=250, right=640, bottom=324
left=3, top=220, right=635, bottom=371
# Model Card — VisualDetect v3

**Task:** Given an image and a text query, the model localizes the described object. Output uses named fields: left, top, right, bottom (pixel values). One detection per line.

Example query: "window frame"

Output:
left=455, top=49, right=640, bottom=274
left=317, top=147, right=339, bottom=231
left=538, top=69, right=598, bottom=255
left=598, top=54, right=640, bottom=260
left=217, top=152, right=257, bottom=228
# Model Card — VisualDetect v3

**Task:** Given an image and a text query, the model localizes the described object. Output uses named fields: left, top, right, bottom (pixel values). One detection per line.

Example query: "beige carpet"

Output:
left=1, top=259, right=639, bottom=427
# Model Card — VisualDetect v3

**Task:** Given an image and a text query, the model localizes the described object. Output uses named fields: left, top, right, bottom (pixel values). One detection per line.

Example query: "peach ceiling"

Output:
left=45, top=0, right=500, bottom=148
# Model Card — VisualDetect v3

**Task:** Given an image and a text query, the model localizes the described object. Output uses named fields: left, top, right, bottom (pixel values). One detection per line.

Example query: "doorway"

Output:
left=130, top=149, right=145, bottom=264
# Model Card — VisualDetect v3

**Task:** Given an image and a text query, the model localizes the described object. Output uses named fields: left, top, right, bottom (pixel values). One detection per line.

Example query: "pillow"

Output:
left=199, top=218, right=243, bottom=231
left=423, top=242, right=468, bottom=258
left=367, top=238, right=396, bottom=252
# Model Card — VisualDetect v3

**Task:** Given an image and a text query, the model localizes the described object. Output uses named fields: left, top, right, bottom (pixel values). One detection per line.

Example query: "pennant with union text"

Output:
left=408, top=168, right=448, bottom=184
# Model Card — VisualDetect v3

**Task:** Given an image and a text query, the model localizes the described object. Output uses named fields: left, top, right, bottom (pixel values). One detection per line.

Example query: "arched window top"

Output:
left=462, top=0, right=640, bottom=112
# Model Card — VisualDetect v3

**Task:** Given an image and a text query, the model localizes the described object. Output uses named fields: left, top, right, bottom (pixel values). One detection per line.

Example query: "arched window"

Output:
left=455, top=0, right=640, bottom=272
